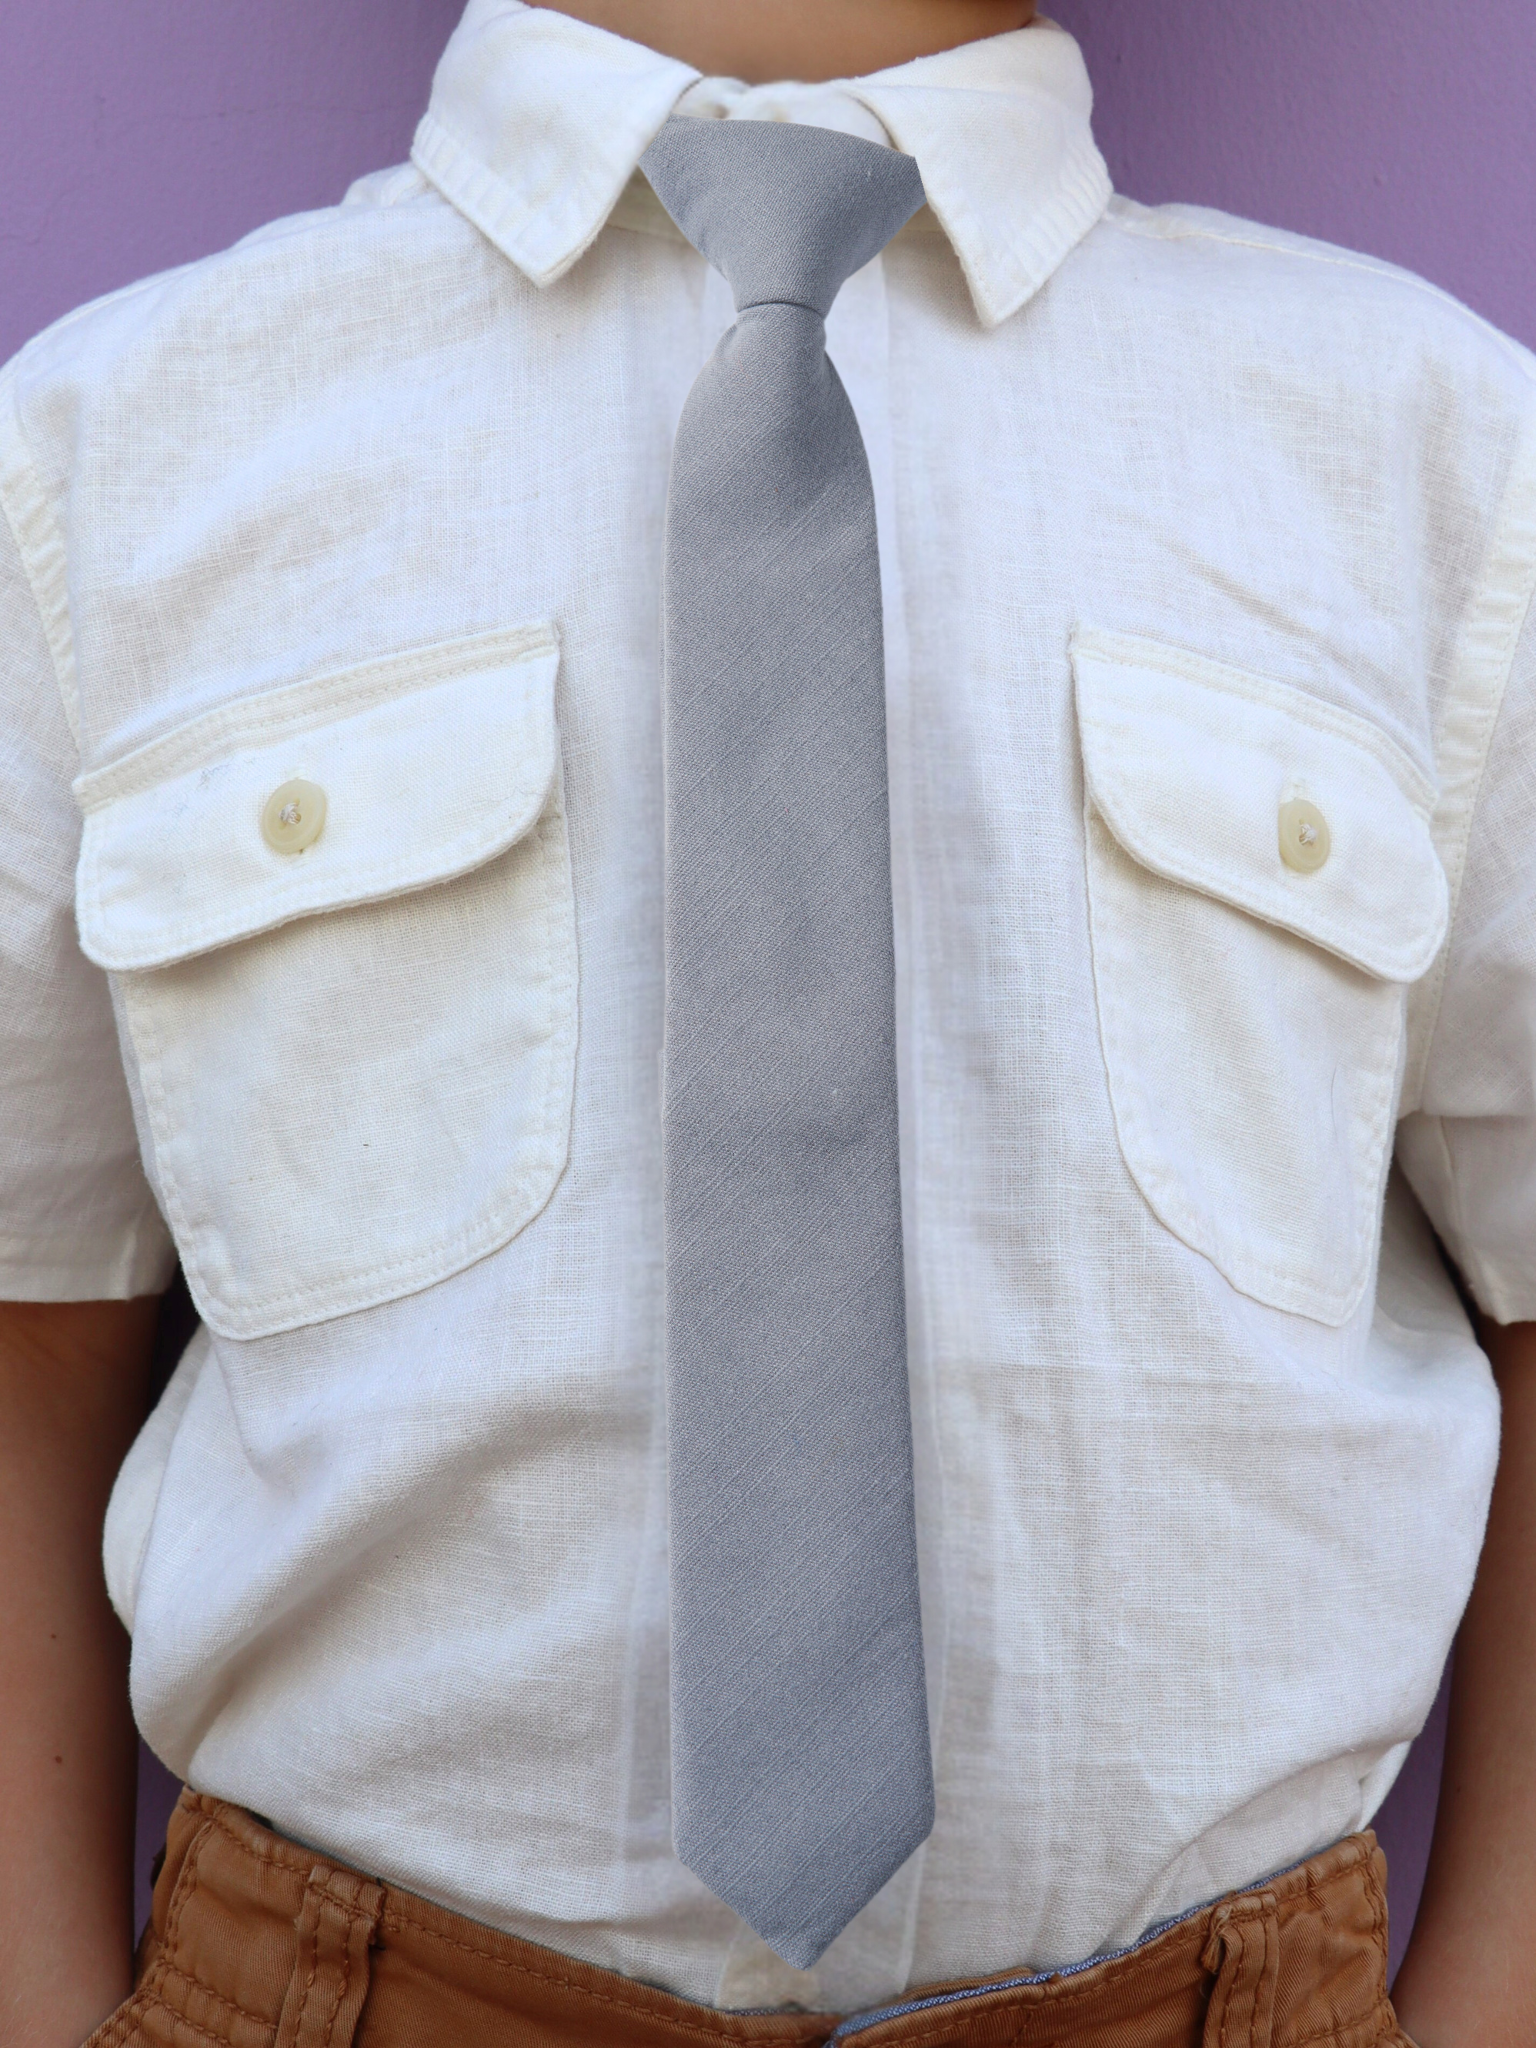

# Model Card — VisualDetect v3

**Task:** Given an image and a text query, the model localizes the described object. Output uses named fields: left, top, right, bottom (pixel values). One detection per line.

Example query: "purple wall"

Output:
left=9, top=0, right=1527, bottom=1978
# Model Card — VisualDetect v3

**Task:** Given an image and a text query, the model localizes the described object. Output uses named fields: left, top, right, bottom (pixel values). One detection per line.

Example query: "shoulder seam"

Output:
left=0, top=366, right=80, bottom=749
left=1404, top=409, right=1536, bottom=1104
left=4, top=261, right=197, bottom=377
left=1104, top=207, right=1536, bottom=383
left=3, top=191, right=447, bottom=382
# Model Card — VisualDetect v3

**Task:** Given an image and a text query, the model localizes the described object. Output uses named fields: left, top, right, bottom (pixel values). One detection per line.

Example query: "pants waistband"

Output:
left=95, top=1791, right=1411, bottom=2048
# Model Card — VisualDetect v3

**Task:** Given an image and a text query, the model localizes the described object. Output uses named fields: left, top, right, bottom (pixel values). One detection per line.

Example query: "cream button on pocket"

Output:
left=1278, top=797, right=1330, bottom=874
left=261, top=779, right=327, bottom=855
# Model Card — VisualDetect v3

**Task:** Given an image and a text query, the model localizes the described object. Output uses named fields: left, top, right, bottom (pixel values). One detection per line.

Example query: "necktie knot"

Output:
left=641, top=117, right=926, bottom=318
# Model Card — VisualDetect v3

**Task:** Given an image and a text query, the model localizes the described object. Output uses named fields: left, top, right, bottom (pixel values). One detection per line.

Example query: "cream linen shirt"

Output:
left=2, top=0, right=1535, bottom=2014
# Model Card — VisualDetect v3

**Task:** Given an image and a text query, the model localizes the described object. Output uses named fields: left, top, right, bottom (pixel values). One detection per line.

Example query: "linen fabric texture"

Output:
left=0, top=0, right=1533, bottom=2016
left=643, top=116, right=932, bottom=1966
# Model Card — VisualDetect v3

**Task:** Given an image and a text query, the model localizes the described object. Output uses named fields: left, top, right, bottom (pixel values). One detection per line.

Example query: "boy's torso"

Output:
left=3, top=3, right=1532, bottom=2015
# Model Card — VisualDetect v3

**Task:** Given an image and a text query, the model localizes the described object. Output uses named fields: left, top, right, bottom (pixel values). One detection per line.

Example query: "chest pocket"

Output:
left=1073, top=629, right=1448, bottom=1326
left=74, top=625, right=577, bottom=1340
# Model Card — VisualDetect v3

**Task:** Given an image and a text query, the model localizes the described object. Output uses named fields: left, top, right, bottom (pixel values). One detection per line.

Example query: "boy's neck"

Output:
left=532, top=0, right=1038, bottom=86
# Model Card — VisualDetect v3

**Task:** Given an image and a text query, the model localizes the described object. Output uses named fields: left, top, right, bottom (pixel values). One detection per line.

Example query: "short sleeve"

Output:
left=1399, top=582, right=1536, bottom=1323
left=0, top=488, right=175, bottom=1299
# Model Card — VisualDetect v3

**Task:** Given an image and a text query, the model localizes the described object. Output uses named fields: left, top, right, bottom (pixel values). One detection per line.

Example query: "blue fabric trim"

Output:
left=827, top=1843, right=1327, bottom=2039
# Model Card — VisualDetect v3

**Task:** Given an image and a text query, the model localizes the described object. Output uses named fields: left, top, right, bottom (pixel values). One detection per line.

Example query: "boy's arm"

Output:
left=1391, top=1318, right=1536, bottom=2048
left=0, top=1297, right=157, bottom=2048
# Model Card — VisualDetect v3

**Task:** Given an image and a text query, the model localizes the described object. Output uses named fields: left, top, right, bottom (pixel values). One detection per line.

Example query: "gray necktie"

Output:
left=640, top=116, right=933, bottom=1970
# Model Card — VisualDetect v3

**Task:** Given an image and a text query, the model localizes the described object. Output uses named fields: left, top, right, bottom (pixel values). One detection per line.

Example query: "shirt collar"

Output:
left=411, top=0, right=1112, bottom=329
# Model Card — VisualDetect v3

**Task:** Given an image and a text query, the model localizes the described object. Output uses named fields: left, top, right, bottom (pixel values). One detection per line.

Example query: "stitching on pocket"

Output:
left=1073, top=635, right=1448, bottom=988
left=75, top=624, right=559, bottom=806
left=1083, top=792, right=1404, bottom=1324
left=1072, top=628, right=1437, bottom=812
left=76, top=641, right=561, bottom=973
left=117, top=743, right=579, bottom=1339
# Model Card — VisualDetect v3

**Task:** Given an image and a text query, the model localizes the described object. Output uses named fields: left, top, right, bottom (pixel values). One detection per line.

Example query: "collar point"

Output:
left=411, top=114, right=600, bottom=291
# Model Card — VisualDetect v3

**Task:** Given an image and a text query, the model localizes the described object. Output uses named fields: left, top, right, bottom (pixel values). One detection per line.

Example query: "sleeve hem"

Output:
left=1460, top=1261, right=1536, bottom=1328
left=0, top=1225, right=177, bottom=1303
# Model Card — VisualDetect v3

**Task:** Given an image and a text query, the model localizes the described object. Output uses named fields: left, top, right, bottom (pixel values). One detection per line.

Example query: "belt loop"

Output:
left=1202, top=1889, right=1280, bottom=2048
left=274, top=1864, right=385, bottom=2048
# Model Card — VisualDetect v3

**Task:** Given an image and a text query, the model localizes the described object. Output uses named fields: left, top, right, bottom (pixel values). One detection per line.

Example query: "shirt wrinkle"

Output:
left=0, top=0, right=1532, bottom=2017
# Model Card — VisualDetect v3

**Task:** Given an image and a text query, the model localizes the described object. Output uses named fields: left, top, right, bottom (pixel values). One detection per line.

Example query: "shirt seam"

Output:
left=1404, top=419, right=1536, bottom=1112
left=0, top=366, right=81, bottom=751
left=1104, top=207, right=1536, bottom=383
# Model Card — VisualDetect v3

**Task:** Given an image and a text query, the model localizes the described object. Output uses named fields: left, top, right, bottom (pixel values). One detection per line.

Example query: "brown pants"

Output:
left=91, top=1792, right=1413, bottom=2048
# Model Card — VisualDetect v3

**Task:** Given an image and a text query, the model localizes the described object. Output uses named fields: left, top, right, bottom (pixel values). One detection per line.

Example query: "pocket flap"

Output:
left=1073, top=629, right=1448, bottom=984
left=75, top=625, right=560, bottom=972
